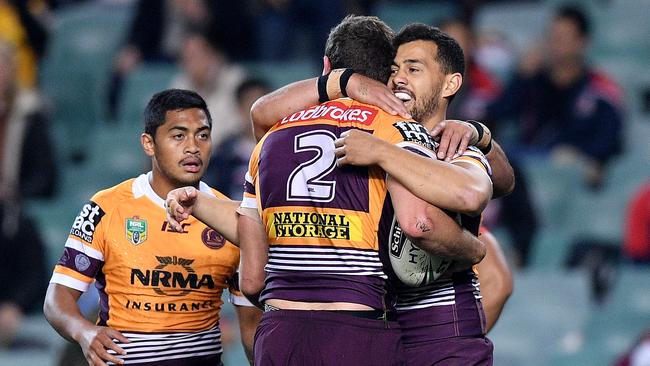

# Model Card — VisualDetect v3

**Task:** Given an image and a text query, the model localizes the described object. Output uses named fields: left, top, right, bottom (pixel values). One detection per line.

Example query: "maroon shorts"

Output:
left=254, top=309, right=405, bottom=366
left=404, top=336, right=493, bottom=366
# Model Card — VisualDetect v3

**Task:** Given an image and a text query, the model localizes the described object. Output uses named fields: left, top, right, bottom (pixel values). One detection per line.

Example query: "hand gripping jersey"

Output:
left=241, top=99, right=441, bottom=310
left=50, top=173, right=250, bottom=364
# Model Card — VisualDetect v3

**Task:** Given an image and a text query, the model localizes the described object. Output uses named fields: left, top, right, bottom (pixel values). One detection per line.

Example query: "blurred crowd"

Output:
left=1, top=0, right=648, bottom=364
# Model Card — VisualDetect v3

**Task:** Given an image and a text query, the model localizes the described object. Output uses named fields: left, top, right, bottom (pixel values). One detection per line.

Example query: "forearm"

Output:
left=379, top=144, right=491, bottom=214
left=389, top=177, right=486, bottom=265
left=235, top=306, right=262, bottom=365
left=43, top=284, right=94, bottom=343
left=191, top=192, right=241, bottom=244
left=412, top=205, right=486, bottom=266
left=251, top=78, right=319, bottom=140
left=476, top=232, right=513, bottom=332
left=237, top=213, right=268, bottom=309
left=486, top=141, right=515, bottom=198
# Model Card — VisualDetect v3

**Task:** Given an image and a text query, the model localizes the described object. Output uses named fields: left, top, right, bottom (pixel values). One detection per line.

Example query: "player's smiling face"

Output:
left=389, top=40, right=446, bottom=126
left=150, top=108, right=212, bottom=187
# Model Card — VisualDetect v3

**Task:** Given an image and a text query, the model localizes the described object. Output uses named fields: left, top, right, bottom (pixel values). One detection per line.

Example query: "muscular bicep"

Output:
left=450, top=160, right=493, bottom=213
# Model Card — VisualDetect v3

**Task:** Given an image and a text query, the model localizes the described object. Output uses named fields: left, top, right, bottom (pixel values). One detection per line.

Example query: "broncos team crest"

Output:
left=126, top=217, right=148, bottom=245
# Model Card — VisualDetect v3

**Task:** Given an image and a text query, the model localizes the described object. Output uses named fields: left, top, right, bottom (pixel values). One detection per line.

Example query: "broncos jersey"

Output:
left=50, top=172, right=250, bottom=364
left=241, top=98, right=444, bottom=310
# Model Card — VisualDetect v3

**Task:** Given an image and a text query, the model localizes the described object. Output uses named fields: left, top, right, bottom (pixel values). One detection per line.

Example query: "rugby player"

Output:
left=247, top=22, right=514, bottom=365
left=43, top=89, right=261, bottom=366
left=237, top=15, right=492, bottom=365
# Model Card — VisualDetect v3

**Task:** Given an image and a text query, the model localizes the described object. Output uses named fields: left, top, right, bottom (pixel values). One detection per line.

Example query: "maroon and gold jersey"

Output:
left=241, top=99, right=444, bottom=310
left=50, top=173, right=249, bottom=363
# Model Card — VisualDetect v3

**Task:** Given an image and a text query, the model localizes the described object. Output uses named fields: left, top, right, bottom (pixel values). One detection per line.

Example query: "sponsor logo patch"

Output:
left=280, top=101, right=378, bottom=125
left=74, top=253, right=91, bottom=272
left=130, top=256, right=215, bottom=297
left=202, top=228, right=226, bottom=249
left=393, top=121, right=436, bottom=150
left=70, top=201, right=105, bottom=243
left=268, top=211, right=363, bottom=241
left=126, top=217, right=148, bottom=245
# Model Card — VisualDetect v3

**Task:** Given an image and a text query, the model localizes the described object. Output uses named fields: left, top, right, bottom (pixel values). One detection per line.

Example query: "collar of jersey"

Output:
left=132, top=172, right=216, bottom=209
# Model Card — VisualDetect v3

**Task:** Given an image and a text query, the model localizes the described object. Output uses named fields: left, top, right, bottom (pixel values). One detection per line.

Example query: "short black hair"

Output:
left=235, top=78, right=271, bottom=105
left=555, top=5, right=590, bottom=38
left=325, top=15, right=395, bottom=84
left=144, top=89, right=212, bottom=136
left=395, top=23, right=465, bottom=77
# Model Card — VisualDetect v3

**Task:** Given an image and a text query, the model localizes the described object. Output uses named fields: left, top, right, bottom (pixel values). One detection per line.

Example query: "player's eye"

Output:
left=173, top=134, right=184, bottom=140
left=198, top=132, right=210, bottom=140
left=390, top=67, right=398, bottom=75
left=409, top=67, right=419, bottom=73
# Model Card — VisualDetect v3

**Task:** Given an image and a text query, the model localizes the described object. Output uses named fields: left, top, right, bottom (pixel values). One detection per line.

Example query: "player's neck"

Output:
left=423, top=110, right=447, bottom=131
left=149, top=170, right=199, bottom=201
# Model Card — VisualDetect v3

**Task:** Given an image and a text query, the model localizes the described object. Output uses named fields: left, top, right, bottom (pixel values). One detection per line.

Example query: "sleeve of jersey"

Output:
left=451, top=146, right=493, bottom=178
left=383, top=119, right=438, bottom=159
left=240, top=143, right=261, bottom=210
left=50, top=199, right=107, bottom=292
left=227, top=272, right=256, bottom=307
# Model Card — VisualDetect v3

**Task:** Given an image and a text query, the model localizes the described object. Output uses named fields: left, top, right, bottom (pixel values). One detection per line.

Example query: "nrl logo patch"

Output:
left=126, top=217, right=148, bottom=245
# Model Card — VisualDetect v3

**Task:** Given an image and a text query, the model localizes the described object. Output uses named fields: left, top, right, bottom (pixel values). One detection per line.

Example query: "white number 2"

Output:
left=287, top=130, right=337, bottom=202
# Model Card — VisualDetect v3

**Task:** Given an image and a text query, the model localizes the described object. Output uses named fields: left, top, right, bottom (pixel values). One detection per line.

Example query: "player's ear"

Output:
left=322, top=56, right=332, bottom=75
left=141, top=133, right=155, bottom=157
left=441, top=72, right=462, bottom=99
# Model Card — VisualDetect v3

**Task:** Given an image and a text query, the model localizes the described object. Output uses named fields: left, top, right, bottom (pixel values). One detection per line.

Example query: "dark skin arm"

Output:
left=44, top=284, right=129, bottom=365
left=476, top=231, right=514, bottom=332
left=234, top=304, right=263, bottom=365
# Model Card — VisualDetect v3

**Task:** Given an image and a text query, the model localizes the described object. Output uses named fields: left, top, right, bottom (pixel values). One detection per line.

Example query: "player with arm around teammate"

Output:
left=43, top=89, right=261, bottom=366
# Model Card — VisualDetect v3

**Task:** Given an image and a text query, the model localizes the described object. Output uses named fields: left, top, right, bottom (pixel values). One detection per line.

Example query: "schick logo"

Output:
left=130, top=256, right=215, bottom=296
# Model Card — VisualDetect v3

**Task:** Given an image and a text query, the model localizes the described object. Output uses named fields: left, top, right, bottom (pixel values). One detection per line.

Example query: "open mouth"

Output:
left=181, top=158, right=202, bottom=173
left=394, top=90, right=413, bottom=102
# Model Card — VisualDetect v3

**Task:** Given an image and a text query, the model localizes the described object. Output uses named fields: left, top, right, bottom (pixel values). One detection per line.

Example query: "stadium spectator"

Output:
left=0, top=0, right=49, bottom=88
left=108, top=0, right=254, bottom=119
left=0, top=207, right=48, bottom=349
left=170, top=28, right=247, bottom=147
left=623, top=180, right=650, bottom=264
left=43, top=89, right=261, bottom=365
left=0, top=39, right=57, bottom=202
left=254, top=0, right=345, bottom=61
left=440, top=18, right=502, bottom=121
left=485, top=5, right=624, bottom=189
left=0, top=39, right=52, bottom=348
left=204, top=78, right=270, bottom=198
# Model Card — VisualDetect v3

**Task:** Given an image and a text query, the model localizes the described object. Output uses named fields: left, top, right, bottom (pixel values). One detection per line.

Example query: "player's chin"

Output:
left=174, top=170, right=204, bottom=186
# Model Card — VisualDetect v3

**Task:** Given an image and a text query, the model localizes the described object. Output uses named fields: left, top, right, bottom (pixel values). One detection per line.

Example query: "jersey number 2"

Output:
left=287, top=130, right=337, bottom=202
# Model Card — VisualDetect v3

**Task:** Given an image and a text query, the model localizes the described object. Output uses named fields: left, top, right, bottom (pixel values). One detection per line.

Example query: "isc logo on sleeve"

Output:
left=70, top=201, right=105, bottom=243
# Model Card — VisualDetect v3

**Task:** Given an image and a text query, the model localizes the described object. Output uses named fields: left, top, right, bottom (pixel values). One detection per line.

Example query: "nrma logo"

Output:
left=130, top=256, right=215, bottom=296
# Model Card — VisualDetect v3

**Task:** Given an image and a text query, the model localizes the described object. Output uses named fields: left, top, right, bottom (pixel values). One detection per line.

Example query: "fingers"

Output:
left=381, top=93, right=411, bottom=119
left=455, top=130, right=472, bottom=158
left=444, top=132, right=462, bottom=162
left=106, top=328, right=130, bottom=345
left=430, top=120, right=446, bottom=138
left=437, top=128, right=452, bottom=160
